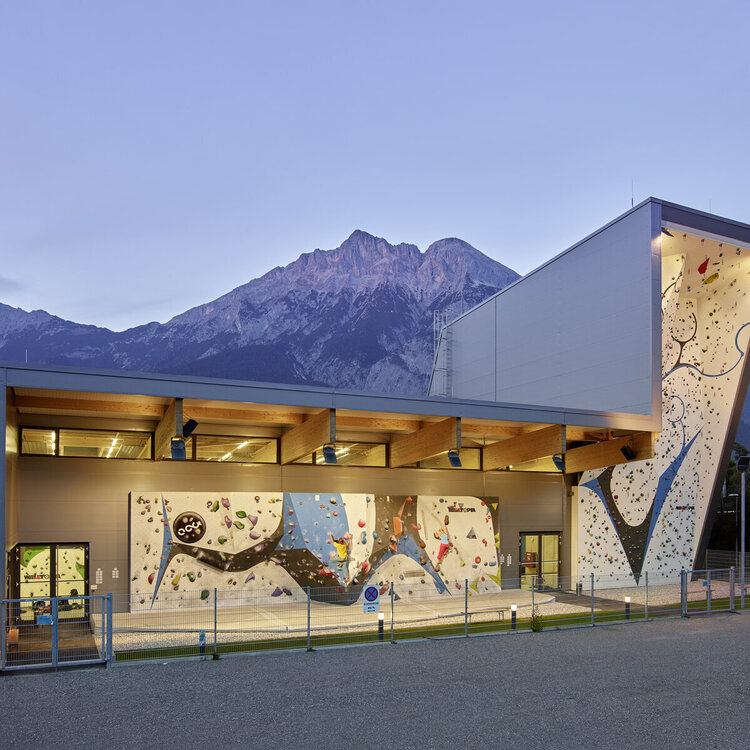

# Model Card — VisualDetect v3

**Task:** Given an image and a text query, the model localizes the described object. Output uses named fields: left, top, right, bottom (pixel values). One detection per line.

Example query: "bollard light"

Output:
left=378, top=612, right=384, bottom=641
left=511, top=603, right=517, bottom=631
left=625, top=596, right=631, bottom=620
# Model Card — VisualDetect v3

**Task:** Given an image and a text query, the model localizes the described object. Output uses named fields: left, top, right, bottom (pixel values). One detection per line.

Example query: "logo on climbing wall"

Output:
left=173, top=512, right=206, bottom=543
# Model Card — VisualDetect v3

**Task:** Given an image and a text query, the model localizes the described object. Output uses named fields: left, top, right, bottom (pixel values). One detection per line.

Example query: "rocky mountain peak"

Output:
left=0, top=230, right=522, bottom=395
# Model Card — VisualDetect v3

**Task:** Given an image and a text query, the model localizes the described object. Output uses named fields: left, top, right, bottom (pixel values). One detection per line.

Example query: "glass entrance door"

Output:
left=10, top=543, right=89, bottom=622
left=56, top=545, right=88, bottom=619
left=18, top=545, right=52, bottom=622
left=519, top=533, right=561, bottom=589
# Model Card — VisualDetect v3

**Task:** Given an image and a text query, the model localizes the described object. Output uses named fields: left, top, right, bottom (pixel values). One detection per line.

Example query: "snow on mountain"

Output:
left=0, top=231, right=520, bottom=394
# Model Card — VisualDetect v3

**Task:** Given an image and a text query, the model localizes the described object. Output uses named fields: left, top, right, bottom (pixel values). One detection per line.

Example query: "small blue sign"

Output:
left=37, top=614, right=53, bottom=625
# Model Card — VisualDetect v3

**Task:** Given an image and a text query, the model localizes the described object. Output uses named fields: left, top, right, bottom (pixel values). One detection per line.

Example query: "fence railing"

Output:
left=1, top=595, right=106, bottom=671
left=1, top=569, right=742, bottom=669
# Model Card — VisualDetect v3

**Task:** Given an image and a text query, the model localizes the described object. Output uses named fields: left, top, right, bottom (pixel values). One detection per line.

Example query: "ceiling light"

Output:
left=552, top=454, right=566, bottom=472
left=322, top=444, right=337, bottom=464
left=447, top=449, right=462, bottom=468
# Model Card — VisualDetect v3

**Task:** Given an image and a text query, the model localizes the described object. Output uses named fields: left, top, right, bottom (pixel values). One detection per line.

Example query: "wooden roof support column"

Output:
left=389, top=417, right=460, bottom=468
left=483, top=424, right=565, bottom=471
left=280, top=408, right=335, bottom=465
left=154, top=398, right=182, bottom=461
left=563, top=432, right=655, bottom=474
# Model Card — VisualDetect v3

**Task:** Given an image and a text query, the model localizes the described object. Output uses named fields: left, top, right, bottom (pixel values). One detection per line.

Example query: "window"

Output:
left=20, top=428, right=56, bottom=455
left=314, top=442, right=387, bottom=467
left=21, top=427, right=152, bottom=460
left=195, top=435, right=278, bottom=463
left=293, top=442, right=387, bottom=466
left=159, top=434, right=278, bottom=463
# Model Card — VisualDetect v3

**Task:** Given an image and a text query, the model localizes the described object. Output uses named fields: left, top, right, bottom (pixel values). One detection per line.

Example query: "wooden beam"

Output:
left=154, top=398, right=181, bottom=461
left=336, top=415, right=422, bottom=433
left=183, top=404, right=306, bottom=425
left=564, top=432, right=654, bottom=474
left=14, top=395, right=166, bottom=417
left=280, top=408, right=335, bottom=465
left=389, top=417, right=460, bottom=468
left=482, top=425, right=565, bottom=471
left=565, top=428, right=608, bottom=443
left=462, top=422, right=528, bottom=438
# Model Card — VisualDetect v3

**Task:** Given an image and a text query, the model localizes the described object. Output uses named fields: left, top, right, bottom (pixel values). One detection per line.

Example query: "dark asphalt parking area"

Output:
left=2, top=613, right=748, bottom=750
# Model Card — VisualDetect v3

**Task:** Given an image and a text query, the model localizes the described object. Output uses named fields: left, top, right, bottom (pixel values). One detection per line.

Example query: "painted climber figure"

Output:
left=328, top=531, right=352, bottom=584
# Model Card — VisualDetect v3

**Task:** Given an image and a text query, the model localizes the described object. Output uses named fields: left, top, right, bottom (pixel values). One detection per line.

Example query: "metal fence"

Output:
left=1, top=595, right=106, bottom=671
left=1, top=569, right=742, bottom=670
left=704, top=549, right=750, bottom=571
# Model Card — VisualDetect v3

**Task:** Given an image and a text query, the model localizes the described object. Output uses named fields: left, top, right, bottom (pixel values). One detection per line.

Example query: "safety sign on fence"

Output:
left=363, top=585, right=380, bottom=613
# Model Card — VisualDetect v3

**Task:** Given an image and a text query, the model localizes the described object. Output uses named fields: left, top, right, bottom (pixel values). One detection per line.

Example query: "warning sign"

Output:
left=363, top=585, right=380, bottom=613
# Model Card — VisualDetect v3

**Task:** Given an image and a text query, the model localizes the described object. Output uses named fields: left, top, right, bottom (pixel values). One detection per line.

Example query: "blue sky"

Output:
left=2, top=1, right=749, bottom=330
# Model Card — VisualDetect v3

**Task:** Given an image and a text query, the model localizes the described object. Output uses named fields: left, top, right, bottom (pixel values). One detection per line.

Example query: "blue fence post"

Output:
left=707, top=569, right=712, bottom=612
left=213, top=588, right=218, bottom=659
left=680, top=570, right=687, bottom=617
left=590, top=573, right=595, bottom=626
left=106, top=593, right=113, bottom=667
left=730, top=567, right=736, bottom=612
left=307, top=586, right=312, bottom=652
left=1, top=599, right=6, bottom=670
left=464, top=579, right=468, bottom=637
left=390, top=582, right=395, bottom=644
left=644, top=572, right=649, bottom=621
left=51, top=598, right=59, bottom=668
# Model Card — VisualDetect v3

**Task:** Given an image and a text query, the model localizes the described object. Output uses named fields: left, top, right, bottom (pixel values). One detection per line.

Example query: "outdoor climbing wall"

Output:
left=129, top=492, right=500, bottom=608
left=577, top=232, right=750, bottom=583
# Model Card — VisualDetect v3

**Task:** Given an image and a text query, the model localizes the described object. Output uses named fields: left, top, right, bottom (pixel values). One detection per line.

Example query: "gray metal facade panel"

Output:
left=472, top=203, right=657, bottom=418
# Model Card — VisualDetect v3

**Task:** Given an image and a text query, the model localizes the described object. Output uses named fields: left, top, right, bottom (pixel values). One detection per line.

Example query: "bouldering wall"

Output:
left=130, top=492, right=500, bottom=608
left=577, top=231, right=749, bottom=583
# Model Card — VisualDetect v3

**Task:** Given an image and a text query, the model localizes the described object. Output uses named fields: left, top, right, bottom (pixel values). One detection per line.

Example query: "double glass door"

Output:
left=11, top=543, right=89, bottom=622
left=519, top=533, right=561, bottom=589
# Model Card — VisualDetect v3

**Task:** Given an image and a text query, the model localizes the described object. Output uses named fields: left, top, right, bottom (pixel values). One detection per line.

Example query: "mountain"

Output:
left=0, top=231, right=521, bottom=395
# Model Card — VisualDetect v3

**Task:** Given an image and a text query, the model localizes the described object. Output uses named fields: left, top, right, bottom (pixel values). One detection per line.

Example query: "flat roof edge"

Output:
left=0, top=361, right=658, bottom=431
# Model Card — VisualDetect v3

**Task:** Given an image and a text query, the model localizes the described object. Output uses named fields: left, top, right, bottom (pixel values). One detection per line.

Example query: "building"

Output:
left=1, top=198, right=747, bottom=621
left=430, top=198, right=750, bottom=583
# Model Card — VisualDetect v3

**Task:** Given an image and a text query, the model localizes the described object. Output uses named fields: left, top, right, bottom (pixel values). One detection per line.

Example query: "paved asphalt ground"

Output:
left=2, top=613, right=748, bottom=750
